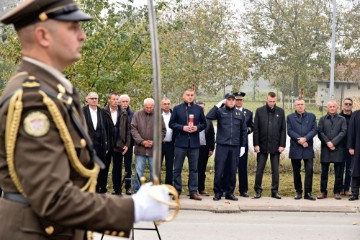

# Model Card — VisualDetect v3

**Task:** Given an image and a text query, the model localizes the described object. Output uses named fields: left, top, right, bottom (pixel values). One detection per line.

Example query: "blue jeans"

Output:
left=173, top=147, right=199, bottom=195
left=133, top=155, right=153, bottom=192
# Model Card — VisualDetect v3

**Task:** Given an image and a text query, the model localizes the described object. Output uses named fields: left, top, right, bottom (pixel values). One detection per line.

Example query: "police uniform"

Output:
left=234, top=92, right=254, bottom=197
left=0, top=1, right=134, bottom=239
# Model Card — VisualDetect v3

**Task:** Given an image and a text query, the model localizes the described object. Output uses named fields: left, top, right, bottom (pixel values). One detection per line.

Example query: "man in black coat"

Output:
left=119, top=94, right=134, bottom=195
left=287, top=99, right=317, bottom=200
left=234, top=92, right=254, bottom=198
left=339, top=98, right=353, bottom=196
left=347, top=109, right=360, bottom=201
left=317, top=100, right=347, bottom=200
left=253, top=92, right=286, bottom=199
left=83, top=92, right=109, bottom=193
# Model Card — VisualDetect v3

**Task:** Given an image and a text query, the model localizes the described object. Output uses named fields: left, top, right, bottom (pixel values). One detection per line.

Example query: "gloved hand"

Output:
left=216, top=99, right=225, bottom=108
left=239, top=147, right=245, bottom=157
left=132, top=183, right=170, bottom=222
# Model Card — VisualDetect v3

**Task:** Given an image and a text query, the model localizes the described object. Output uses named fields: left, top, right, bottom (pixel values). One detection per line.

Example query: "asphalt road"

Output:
left=94, top=210, right=360, bottom=240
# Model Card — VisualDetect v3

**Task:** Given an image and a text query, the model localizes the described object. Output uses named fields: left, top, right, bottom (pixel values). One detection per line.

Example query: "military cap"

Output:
left=224, top=93, right=236, bottom=99
left=234, top=92, right=246, bottom=100
left=0, top=0, right=93, bottom=30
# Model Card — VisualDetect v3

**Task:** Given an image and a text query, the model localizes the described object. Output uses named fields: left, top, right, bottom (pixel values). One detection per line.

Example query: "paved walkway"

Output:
left=176, top=194, right=360, bottom=213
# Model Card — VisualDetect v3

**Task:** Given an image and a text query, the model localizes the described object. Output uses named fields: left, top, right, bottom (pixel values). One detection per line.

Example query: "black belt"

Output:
left=163, top=141, right=172, bottom=144
left=3, top=192, right=30, bottom=205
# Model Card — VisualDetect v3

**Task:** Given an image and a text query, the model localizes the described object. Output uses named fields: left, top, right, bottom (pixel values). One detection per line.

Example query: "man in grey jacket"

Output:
left=317, top=100, right=347, bottom=200
left=131, top=98, right=166, bottom=192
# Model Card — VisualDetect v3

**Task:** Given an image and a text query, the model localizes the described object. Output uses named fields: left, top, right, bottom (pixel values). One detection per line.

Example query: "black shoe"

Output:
left=225, top=194, right=238, bottom=201
left=125, top=188, right=132, bottom=195
left=294, top=192, right=302, bottom=200
left=213, top=194, right=222, bottom=201
left=254, top=192, right=261, bottom=199
left=304, top=192, right=316, bottom=201
left=349, top=196, right=359, bottom=201
left=271, top=193, right=282, bottom=199
left=240, top=192, right=249, bottom=198
left=112, top=191, right=122, bottom=196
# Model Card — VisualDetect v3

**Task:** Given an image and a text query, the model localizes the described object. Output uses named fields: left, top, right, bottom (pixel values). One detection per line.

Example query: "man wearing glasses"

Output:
left=83, top=92, right=110, bottom=193
left=340, top=98, right=353, bottom=196
left=234, top=92, right=253, bottom=198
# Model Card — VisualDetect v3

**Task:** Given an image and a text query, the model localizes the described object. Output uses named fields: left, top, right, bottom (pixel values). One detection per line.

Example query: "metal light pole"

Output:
left=329, top=0, right=336, bottom=100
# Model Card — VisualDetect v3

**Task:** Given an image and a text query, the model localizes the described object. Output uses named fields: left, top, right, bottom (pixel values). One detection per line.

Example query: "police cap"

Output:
left=233, top=92, right=246, bottom=100
left=0, top=0, right=93, bottom=30
left=224, top=93, right=235, bottom=99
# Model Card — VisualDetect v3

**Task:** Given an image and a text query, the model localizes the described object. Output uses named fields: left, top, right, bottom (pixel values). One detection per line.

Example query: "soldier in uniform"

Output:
left=0, top=1, right=169, bottom=239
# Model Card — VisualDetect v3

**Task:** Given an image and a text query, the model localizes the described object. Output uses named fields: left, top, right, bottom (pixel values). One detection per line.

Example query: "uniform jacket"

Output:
left=253, top=104, right=286, bottom=154
left=169, top=102, right=207, bottom=149
left=240, top=107, right=254, bottom=146
left=103, top=105, right=131, bottom=153
left=131, top=109, right=166, bottom=156
left=347, top=110, right=360, bottom=177
left=206, top=105, right=247, bottom=146
left=318, top=113, right=347, bottom=163
left=0, top=59, right=134, bottom=239
left=83, top=105, right=109, bottom=158
left=287, top=111, right=317, bottom=159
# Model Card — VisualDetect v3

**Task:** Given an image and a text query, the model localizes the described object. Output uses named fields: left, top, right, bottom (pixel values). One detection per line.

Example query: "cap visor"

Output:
left=53, top=10, right=93, bottom=22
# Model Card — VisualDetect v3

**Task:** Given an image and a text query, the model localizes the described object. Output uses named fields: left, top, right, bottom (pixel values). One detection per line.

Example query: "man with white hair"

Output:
left=131, top=98, right=166, bottom=192
left=317, top=100, right=347, bottom=200
left=119, top=94, right=134, bottom=195
left=83, top=92, right=110, bottom=193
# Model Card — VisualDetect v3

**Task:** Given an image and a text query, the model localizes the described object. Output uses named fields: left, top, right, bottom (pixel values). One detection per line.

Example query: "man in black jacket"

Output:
left=253, top=92, right=286, bottom=199
left=119, top=94, right=134, bottom=195
left=83, top=92, right=109, bottom=193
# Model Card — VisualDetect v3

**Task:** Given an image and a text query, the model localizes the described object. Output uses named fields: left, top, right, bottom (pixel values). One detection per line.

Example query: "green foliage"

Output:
left=241, top=0, right=332, bottom=98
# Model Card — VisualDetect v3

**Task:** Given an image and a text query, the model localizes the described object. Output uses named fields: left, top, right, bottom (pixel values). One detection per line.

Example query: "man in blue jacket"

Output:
left=287, top=99, right=317, bottom=200
left=169, top=89, right=207, bottom=200
left=207, top=93, right=247, bottom=201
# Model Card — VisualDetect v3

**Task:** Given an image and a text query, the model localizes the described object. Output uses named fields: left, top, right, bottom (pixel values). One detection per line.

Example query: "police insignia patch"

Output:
left=23, top=111, right=50, bottom=137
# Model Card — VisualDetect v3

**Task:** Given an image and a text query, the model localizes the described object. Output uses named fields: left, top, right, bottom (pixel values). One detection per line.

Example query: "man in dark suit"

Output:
left=347, top=109, right=360, bottom=201
left=196, top=101, right=215, bottom=196
left=83, top=92, right=109, bottom=193
left=287, top=99, right=317, bottom=200
left=317, top=100, right=347, bottom=200
left=104, top=92, right=131, bottom=195
left=253, top=91, right=286, bottom=199
left=234, top=92, right=253, bottom=197
left=169, top=89, right=207, bottom=200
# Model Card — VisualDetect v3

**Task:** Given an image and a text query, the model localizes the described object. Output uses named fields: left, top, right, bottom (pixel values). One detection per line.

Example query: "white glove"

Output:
left=216, top=99, right=225, bottom=108
left=239, top=147, right=245, bottom=157
left=132, top=183, right=170, bottom=222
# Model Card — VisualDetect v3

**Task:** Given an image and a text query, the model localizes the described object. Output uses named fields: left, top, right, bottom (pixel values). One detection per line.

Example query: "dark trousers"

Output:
left=214, top=144, right=239, bottom=196
left=123, top=144, right=133, bottom=190
left=238, top=146, right=249, bottom=194
left=173, top=147, right=199, bottom=195
left=112, top=151, right=123, bottom=194
left=254, top=152, right=280, bottom=193
left=162, top=142, right=174, bottom=185
left=96, top=152, right=112, bottom=193
left=351, top=176, right=360, bottom=196
left=320, top=162, right=343, bottom=194
left=198, top=145, right=210, bottom=192
left=342, top=150, right=353, bottom=192
left=291, top=158, right=314, bottom=193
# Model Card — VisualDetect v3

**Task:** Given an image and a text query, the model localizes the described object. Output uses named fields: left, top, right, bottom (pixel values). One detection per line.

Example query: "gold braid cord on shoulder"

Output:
left=5, top=89, right=100, bottom=196
left=5, top=90, right=26, bottom=196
